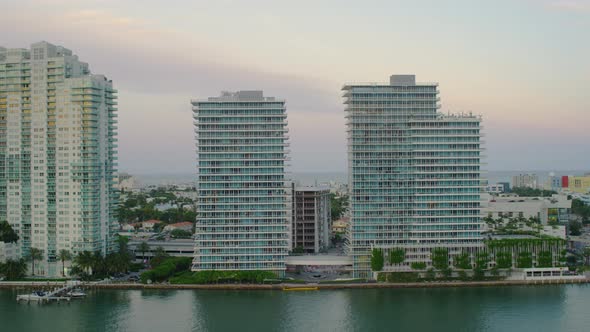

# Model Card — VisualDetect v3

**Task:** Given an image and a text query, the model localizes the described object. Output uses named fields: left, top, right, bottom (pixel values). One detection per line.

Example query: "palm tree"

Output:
left=27, top=247, right=43, bottom=276
left=0, top=258, right=27, bottom=280
left=116, top=235, right=130, bottom=255
left=583, top=247, right=590, bottom=266
left=74, top=251, right=94, bottom=275
left=57, top=249, right=72, bottom=277
left=138, top=241, right=150, bottom=261
left=0, top=220, right=19, bottom=243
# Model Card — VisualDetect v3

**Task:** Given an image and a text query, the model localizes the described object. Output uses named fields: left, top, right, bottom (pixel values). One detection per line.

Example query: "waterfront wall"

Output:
left=1, top=278, right=588, bottom=291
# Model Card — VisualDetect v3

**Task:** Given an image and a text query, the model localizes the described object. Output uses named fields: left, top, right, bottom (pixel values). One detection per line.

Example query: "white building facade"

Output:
left=344, top=75, right=484, bottom=278
left=191, top=91, right=291, bottom=275
left=0, top=42, right=119, bottom=276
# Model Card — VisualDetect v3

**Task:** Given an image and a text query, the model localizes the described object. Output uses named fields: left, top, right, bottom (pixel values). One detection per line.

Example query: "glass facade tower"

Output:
left=0, top=42, right=119, bottom=276
left=191, top=91, right=291, bottom=275
left=344, top=75, right=483, bottom=278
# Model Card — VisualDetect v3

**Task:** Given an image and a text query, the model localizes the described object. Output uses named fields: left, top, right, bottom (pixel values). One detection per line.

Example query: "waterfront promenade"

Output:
left=1, top=278, right=588, bottom=291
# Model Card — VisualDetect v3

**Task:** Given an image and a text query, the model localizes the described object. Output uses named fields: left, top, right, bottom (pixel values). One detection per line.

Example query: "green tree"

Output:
left=495, top=251, right=513, bottom=269
left=116, top=235, right=130, bottom=254
left=517, top=252, right=533, bottom=268
left=537, top=251, right=553, bottom=267
left=511, top=187, right=556, bottom=197
left=371, top=248, right=384, bottom=272
left=74, top=251, right=95, bottom=274
left=569, top=220, right=582, bottom=236
left=582, top=247, right=590, bottom=266
left=151, top=246, right=170, bottom=267
left=138, top=241, right=151, bottom=260
left=389, top=248, right=405, bottom=265
left=0, top=221, right=19, bottom=243
left=170, top=229, right=192, bottom=239
left=0, top=259, right=27, bottom=280
left=292, top=246, right=305, bottom=254
left=431, top=248, right=449, bottom=271
left=454, top=252, right=471, bottom=270
left=57, top=249, right=72, bottom=277
left=410, top=262, right=427, bottom=270
left=27, top=247, right=43, bottom=276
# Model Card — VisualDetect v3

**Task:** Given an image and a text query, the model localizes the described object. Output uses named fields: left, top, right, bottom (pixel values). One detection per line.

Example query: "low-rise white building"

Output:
left=141, top=220, right=162, bottom=231
left=485, top=183, right=506, bottom=194
left=483, top=193, right=571, bottom=224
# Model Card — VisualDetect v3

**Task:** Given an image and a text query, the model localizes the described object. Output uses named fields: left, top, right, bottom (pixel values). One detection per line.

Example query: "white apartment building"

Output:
left=344, top=75, right=484, bottom=277
left=482, top=193, right=571, bottom=224
left=512, top=173, right=539, bottom=189
left=0, top=42, right=119, bottom=276
left=191, top=91, right=291, bottom=275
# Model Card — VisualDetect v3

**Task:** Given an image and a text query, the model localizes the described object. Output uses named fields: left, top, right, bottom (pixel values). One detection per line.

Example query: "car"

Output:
left=127, top=275, right=140, bottom=282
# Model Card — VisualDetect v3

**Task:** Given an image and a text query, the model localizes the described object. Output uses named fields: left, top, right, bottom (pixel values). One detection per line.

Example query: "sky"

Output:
left=1, top=0, right=589, bottom=174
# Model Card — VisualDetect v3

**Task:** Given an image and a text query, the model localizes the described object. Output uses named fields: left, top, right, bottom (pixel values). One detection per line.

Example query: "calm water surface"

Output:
left=1, top=285, right=589, bottom=331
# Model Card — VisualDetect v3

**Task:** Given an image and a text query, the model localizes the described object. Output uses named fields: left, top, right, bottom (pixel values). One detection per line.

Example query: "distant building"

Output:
left=141, top=220, right=162, bottom=231
left=512, top=173, right=539, bottom=189
left=154, top=203, right=176, bottom=211
left=121, top=224, right=137, bottom=232
left=332, top=217, right=349, bottom=234
left=485, top=183, right=506, bottom=194
left=164, top=222, right=193, bottom=233
left=292, top=187, right=331, bottom=253
left=562, top=175, right=590, bottom=194
left=191, top=91, right=291, bottom=275
left=483, top=193, right=571, bottom=224
left=117, top=173, right=138, bottom=191
left=497, top=182, right=511, bottom=192
left=544, top=173, right=562, bottom=191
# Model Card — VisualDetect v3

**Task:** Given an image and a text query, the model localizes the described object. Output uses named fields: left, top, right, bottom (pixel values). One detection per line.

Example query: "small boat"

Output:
left=66, top=289, right=86, bottom=298
left=16, top=291, right=48, bottom=302
left=282, top=287, right=318, bottom=291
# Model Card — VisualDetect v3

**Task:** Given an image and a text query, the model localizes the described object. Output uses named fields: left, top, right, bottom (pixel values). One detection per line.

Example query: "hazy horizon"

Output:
left=2, top=0, right=589, bottom=174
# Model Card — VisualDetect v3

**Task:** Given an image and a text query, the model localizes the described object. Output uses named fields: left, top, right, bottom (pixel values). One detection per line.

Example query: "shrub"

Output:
left=389, top=248, right=405, bottom=265
left=454, top=252, right=471, bottom=270
left=537, top=251, right=553, bottom=267
left=476, top=252, right=490, bottom=270
left=140, top=257, right=192, bottom=283
left=495, top=251, right=512, bottom=269
left=411, top=262, right=427, bottom=270
left=517, top=252, right=533, bottom=268
left=386, top=272, right=420, bottom=283
left=431, top=248, right=449, bottom=271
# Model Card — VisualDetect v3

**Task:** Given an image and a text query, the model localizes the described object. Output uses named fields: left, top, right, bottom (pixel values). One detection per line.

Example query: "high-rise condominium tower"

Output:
left=0, top=42, right=118, bottom=276
left=191, top=91, right=291, bottom=275
left=344, top=75, right=483, bottom=278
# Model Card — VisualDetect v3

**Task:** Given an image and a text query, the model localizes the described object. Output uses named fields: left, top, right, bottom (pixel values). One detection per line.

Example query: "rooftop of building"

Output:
left=142, top=219, right=162, bottom=224
left=191, top=90, right=283, bottom=103
left=166, top=221, right=193, bottom=227
left=342, top=74, right=438, bottom=89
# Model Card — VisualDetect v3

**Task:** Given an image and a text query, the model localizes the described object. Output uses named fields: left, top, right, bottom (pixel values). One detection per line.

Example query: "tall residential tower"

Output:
left=191, top=91, right=291, bottom=275
left=344, top=75, right=483, bottom=278
left=0, top=42, right=118, bottom=276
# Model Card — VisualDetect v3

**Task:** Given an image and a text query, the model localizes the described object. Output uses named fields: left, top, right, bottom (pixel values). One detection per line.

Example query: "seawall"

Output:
left=1, top=278, right=588, bottom=291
